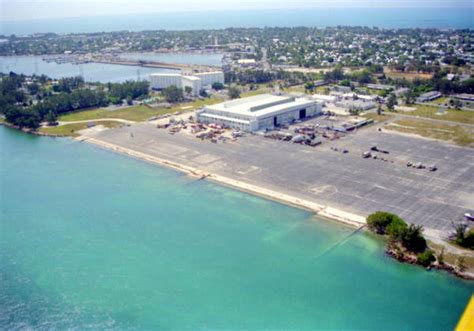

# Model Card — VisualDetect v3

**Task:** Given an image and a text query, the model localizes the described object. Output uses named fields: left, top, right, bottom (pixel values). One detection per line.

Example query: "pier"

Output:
left=92, top=58, right=219, bottom=72
left=42, top=54, right=221, bottom=72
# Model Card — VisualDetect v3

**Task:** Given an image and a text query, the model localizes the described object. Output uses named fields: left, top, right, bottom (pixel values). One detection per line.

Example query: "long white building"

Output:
left=181, top=76, right=202, bottom=96
left=150, top=71, right=224, bottom=96
left=197, top=94, right=322, bottom=132
left=150, top=73, right=182, bottom=90
left=194, top=71, right=225, bottom=86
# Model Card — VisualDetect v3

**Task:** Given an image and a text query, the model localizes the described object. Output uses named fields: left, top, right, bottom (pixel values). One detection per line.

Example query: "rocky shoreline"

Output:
left=0, top=122, right=69, bottom=137
left=386, top=246, right=473, bottom=281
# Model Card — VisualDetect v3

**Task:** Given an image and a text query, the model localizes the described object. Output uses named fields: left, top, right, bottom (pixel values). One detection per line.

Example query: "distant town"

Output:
left=1, top=27, right=473, bottom=69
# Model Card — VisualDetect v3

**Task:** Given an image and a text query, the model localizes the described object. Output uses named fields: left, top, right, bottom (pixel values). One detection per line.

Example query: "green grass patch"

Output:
left=431, top=97, right=450, bottom=105
left=315, top=86, right=330, bottom=94
left=58, top=105, right=157, bottom=122
left=58, top=98, right=221, bottom=122
left=384, top=71, right=433, bottom=81
left=182, top=98, right=222, bottom=109
left=428, top=241, right=474, bottom=271
left=241, top=88, right=270, bottom=98
left=402, top=105, right=474, bottom=125
left=387, top=118, right=474, bottom=147
left=285, top=85, right=306, bottom=93
left=39, top=121, right=123, bottom=137
left=362, top=113, right=394, bottom=123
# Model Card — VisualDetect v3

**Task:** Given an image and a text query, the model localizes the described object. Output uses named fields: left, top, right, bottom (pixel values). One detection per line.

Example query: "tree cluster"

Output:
left=367, top=211, right=428, bottom=256
left=225, top=69, right=321, bottom=86
left=161, top=85, right=184, bottom=103
left=52, top=76, right=85, bottom=93
left=452, top=223, right=474, bottom=250
left=1, top=73, right=150, bottom=129
left=107, top=80, right=150, bottom=102
left=227, top=86, right=241, bottom=99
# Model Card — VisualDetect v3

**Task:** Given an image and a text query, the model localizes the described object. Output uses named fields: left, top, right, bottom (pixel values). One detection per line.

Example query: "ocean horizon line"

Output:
left=1, top=8, right=472, bottom=35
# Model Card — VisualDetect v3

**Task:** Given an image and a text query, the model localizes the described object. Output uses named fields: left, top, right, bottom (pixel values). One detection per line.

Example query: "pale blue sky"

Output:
left=1, top=0, right=473, bottom=21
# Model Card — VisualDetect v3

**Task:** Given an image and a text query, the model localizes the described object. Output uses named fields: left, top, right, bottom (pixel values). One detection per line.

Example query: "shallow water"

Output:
left=0, top=126, right=472, bottom=330
left=0, top=53, right=220, bottom=83
left=0, top=55, right=176, bottom=83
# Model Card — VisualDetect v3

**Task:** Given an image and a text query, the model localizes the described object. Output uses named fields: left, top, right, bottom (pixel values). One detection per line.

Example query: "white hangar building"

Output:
left=150, top=71, right=224, bottom=97
left=197, top=94, right=323, bottom=132
left=194, top=71, right=225, bottom=86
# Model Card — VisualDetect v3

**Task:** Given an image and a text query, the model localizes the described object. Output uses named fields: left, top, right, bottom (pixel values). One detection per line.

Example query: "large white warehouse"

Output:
left=197, top=94, right=322, bottom=132
left=150, top=71, right=224, bottom=96
left=181, top=76, right=202, bottom=96
left=150, top=73, right=183, bottom=90
left=194, top=71, right=225, bottom=86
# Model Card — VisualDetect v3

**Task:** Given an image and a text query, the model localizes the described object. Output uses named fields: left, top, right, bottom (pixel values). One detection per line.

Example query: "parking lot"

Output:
left=85, top=120, right=474, bottom=238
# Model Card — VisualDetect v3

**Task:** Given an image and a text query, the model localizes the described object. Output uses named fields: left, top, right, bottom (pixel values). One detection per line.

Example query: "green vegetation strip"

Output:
left=362, top=113, right=394, bottom=123
left=58, top=98, right=221, bottom=122
left=402, top=105, right=474, bottom=125
left=240, top=88, right=270, bottom=98
left=366, top=211, right=471, bottom=274
left=39, top=121, right=123, bottom=137
left=387, top=119, right=474, bottom=147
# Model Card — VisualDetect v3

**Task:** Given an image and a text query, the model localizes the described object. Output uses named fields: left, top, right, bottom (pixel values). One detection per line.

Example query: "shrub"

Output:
left=451, top=223, right=474, bottom=250
left=387, top=216, right=408, bottom=240
left=212, top=82, right=224, bottom=90
left=453, top=223, right=467, bottom=245
left=461, top=230, right=474, bottom=249
left=228, top=86, right=241, bottom=99
left=456, top=256, right=467, bottom=272
left=367, top=211, right=400, bottom=234
left=367, top=211, right=428, bottom=254
left=436, top=248, right=445, bottom=265
left=162, top=85, right=184, bottom=103
left=417, top=250, right=436, bottom=267
left=339, top=79, right=351, bottom=87
left=199, top=88, right=208, bottom=97
left=401, top=224, right=427, bottom=253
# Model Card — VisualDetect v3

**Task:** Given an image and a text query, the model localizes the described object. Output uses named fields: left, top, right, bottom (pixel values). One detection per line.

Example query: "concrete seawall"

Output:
left=77, top=136, right=367, bottom=228
left=92, top=59, right=220, bottom=72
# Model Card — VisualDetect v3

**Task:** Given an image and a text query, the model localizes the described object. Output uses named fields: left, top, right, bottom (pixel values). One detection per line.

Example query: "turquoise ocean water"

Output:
left=1, top=8, right=473, bottom=35
left=0, top=126, right=473, bottom=329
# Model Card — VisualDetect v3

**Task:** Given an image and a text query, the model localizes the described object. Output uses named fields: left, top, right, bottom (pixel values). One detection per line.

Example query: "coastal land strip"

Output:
left=70, top=118, right=474, bottom=267
left=78, top=136, right=366, bottom=228
left=76, top=127, right=474, bottom=279
left=2, top=118, right=473, bottom=277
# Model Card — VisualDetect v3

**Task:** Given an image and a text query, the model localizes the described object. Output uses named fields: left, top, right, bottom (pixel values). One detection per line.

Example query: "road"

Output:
left=41, top=118, right=135, bottom=128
